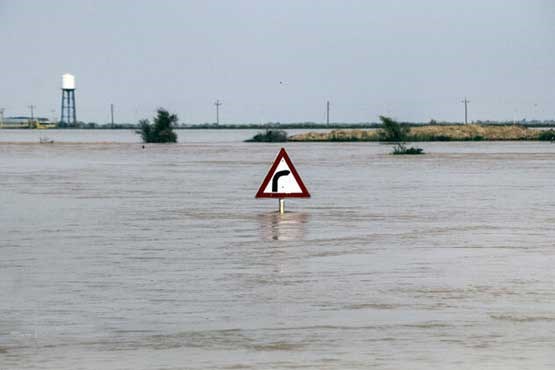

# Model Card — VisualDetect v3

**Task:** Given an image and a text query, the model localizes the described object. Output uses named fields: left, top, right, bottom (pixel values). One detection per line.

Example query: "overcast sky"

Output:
left=1, top=0, right=553, bottom=124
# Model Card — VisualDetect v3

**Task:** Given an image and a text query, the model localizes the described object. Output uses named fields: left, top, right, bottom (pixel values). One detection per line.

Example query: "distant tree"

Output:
left=138, top=108, right=178, bottom=143
left=378, top=115, right=409, bottom=142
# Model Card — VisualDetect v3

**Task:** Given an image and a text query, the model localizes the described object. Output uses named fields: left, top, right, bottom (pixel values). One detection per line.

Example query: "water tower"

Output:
left=60, top=73, right=77, bottom=124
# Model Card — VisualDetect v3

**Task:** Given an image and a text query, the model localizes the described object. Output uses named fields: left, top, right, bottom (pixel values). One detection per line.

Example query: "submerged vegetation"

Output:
left=377, top=116, right=424, bottom=155
left=538, top=129, right=555, bottom=141
left=246, top=129, right=288, bottom=142
left=137, top=108, right=178, bottom=143
left=392, top=143, right=425, bottom=155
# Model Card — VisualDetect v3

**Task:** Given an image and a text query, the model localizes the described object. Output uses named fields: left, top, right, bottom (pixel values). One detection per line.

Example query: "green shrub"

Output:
left=538, top=130, right=555, bottom=141
left=246, top=129, right=288, bottom=142
left=137, top=108, right=178, bottom=143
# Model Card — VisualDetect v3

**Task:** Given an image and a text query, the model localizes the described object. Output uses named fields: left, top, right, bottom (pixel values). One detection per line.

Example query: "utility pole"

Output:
left=214, top=100, right=222, bottom=125
left=461, top=98, right=470, bottom=124
left=110, top=104, right=115, bottom=128
left=326, top=100, right=330, bottom=125
left=0, top=108, right=4, bottom=128
left=28, top=105, right=35, bottom=122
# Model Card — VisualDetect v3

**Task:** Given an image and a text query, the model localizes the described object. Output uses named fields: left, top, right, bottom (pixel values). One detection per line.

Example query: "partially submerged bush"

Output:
left=538, top=129, right=555, bottom=141
left=137, top=108, right=178, bottom=143
left=392, top=143, right=425, bottom=155
left=246, top=129, right=288, bottom=142
left=378, top=116, right=425, bottom=155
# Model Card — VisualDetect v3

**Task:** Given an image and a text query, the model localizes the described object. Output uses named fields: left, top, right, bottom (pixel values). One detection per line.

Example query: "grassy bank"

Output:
left=289, top=125, right=555, bottom=142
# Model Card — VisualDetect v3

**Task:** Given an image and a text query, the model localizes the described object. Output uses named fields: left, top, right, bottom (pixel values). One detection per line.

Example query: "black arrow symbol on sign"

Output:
left=272, top=170, right=290, bottom=192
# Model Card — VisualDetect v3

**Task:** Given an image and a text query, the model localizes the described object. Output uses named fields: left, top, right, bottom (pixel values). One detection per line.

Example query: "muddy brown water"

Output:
left=1, top=130, right=555, bottom=369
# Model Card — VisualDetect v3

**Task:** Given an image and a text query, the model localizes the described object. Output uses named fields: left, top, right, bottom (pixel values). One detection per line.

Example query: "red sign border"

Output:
left=255, top=148, right=311, bottom=198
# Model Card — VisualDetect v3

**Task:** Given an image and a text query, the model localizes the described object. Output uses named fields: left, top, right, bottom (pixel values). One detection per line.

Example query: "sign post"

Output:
left=256, top=148, right=310, bottom=213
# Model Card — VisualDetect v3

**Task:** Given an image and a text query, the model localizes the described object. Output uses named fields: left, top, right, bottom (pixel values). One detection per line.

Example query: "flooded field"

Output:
left=0, top=129, right=333, bottom=144
left=1, top=131, right=555, bottom=369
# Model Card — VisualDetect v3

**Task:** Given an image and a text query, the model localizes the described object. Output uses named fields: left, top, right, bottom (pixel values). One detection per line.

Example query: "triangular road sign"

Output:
left=256, top=148, right=310, bottom=198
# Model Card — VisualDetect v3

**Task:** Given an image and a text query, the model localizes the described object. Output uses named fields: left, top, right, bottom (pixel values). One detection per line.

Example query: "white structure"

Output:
left=62, top=73, right=75, bottom=90
left=61, top=73, right=77, bottom=124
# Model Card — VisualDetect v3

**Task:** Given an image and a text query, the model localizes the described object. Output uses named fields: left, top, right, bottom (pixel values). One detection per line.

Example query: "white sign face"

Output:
left=262, top=157, right=303, bottom=194
left=256, top=148, right=310, bottom=199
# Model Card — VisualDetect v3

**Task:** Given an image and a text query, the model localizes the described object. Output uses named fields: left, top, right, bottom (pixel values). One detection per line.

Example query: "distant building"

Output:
left=1, top=116, right=55, bottom=129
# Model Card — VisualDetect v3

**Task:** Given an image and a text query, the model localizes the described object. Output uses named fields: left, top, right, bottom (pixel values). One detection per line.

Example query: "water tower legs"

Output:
left=60, top=89, right=76, bottom=125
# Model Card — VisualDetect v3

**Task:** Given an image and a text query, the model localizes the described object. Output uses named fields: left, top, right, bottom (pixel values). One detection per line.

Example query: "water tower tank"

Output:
left=62, top=73, right=75, bottom=90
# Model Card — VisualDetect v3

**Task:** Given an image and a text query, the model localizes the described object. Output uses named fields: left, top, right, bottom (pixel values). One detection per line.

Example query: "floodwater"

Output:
left=1, top=130, right=555, bottom=370
left=0, top=129, right=333, bottom=144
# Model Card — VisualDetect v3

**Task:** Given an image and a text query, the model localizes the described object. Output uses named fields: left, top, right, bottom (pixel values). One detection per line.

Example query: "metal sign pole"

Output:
left=279, top=199, right=285, bottom=214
